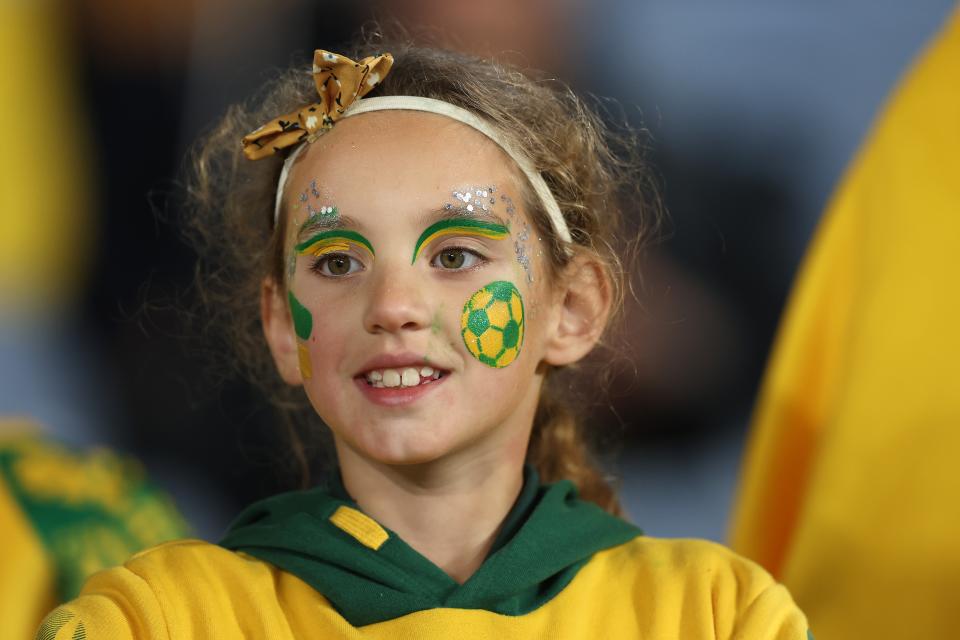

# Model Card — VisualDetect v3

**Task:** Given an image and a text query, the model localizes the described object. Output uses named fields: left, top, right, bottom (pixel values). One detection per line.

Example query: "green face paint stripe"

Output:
left=287, top=291, right=314, bottom=341
left=296, top=230, right=375, bottom=257
left=411, top=219, right=509, bottom=264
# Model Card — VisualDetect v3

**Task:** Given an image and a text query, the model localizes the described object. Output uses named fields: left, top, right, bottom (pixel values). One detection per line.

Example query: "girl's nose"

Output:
left=362, top=268, right=432, bottom=335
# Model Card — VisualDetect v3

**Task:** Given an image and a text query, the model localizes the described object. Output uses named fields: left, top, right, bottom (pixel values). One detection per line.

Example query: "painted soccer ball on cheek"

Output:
left=460, top=281, right=525, bottom=368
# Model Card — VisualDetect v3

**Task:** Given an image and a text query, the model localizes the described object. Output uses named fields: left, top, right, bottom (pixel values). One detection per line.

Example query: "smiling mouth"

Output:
left=362, top=366, right=447, bottom=389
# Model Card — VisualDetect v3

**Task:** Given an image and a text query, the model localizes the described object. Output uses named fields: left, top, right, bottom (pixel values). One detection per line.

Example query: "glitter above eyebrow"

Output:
left=296, top=230, right=375, bottom=257
left=412, top=218, right=509, bottom=264
left=297, top=209, right=346, bottom=239
left=298, top=206, right=339, bottom=232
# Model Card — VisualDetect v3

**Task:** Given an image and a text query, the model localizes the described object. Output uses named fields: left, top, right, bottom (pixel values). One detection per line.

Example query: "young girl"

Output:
left=38, top=40, right=811, bottom=639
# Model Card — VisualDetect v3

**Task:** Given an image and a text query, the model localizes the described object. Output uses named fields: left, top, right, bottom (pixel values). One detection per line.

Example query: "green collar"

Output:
left=219, top=466, right=641, bottom=627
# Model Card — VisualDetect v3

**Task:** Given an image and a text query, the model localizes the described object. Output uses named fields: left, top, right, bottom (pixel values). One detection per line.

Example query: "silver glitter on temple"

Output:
left=498, top=193, right=533, bottom=283
left=291, top=178, right=339, bottom=222
left=515, top=222, right=534, bottom=283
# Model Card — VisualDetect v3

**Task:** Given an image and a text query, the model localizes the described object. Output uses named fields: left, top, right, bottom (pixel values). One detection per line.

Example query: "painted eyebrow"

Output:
left=411, top=216, right=509, bottom=264
left=296, top=229, right=376, bottom=257
left=296, top=212, right=358, bottom=239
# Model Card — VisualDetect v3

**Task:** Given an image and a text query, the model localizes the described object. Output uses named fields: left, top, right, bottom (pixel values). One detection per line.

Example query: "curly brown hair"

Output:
left=181, top=35, right=659, bottom=514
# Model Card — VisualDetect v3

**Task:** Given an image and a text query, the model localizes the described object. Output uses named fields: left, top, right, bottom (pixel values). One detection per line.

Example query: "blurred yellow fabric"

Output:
left=0, top=428, right=55, bottom=640
left=0, top=420, right=189, bottom=640
left=729, top=6, right=960, bottom=638
left=0, top=2, right=93, bottom=312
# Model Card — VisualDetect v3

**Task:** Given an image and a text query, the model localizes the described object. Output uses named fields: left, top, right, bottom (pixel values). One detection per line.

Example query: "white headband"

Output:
left=273, top=96, right=573, bottom=245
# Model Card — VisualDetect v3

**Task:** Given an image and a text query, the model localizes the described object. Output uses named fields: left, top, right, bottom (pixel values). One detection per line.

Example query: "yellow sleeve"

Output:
left=626, top=538, right=810, bottom=639
left=36, top=565, right=169, bottom=640
left=34, top=539, right=301, bottom=639
left=704, top=541, right=811, bottom=640
left=728, top=581, right=811, bottom=640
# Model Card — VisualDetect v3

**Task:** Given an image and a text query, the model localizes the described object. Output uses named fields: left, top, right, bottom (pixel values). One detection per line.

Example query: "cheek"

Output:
left=459, top=280, right=526, bottom=369
left=290, top=287, right=354, bottom=382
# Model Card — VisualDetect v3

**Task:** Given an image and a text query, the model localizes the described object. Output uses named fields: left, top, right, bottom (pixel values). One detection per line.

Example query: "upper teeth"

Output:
left=365, top=366, right=441, bottom=388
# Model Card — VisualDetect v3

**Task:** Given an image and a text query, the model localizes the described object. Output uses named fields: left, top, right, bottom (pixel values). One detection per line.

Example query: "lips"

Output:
left=364, top=366, right=444, bottom=388
left=354, top=352, right=451, bottom=391
left=353, top=355, right=450, bottom=407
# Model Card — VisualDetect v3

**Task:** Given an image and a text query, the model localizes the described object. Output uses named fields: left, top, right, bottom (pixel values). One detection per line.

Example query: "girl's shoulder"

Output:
left=36, top=538, right=325, bottom=639
left=584, top=536, right=811, bottom=638
left=608, top=534, right=776, bottom=574
left=594, top=535, right=785, bottom=590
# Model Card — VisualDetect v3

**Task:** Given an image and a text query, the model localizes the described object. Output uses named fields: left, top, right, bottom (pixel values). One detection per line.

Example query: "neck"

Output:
left=337, top=446, right=526, bottom=584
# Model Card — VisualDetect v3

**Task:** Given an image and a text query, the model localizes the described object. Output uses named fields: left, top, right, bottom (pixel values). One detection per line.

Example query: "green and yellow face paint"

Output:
left=460, top=280, right=524, bottom=368
left=288, top=228, right=374, bottom=379
left=296, top=229, right=375, bottom=259
left=287, top=290, right=314, bottom=379
left=412, top=218, right=509, bottom=264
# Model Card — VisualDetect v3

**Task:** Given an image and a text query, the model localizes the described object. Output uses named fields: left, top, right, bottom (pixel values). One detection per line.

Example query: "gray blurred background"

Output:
left=1, top=0, right=955, bottom=541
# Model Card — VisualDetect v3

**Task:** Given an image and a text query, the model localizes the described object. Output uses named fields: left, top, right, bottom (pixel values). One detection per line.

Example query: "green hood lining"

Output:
left=220, top=466, right=641, bottom=627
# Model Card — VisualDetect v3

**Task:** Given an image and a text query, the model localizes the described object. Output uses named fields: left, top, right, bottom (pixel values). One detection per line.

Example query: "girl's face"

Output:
left=269, top=111, right=561, bottom=468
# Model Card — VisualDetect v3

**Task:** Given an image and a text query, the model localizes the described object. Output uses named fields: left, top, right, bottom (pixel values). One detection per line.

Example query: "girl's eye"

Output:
left=432, top=247, right=483, bottom=270
left=311, top=254, right=363, bottom=277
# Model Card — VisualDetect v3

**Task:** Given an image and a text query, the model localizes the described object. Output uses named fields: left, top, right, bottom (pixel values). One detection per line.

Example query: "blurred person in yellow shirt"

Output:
left=0, top=420, right=188, bottom=639
left=0, top=0, right=103, bottom=445
left=0, top=5, right=189, bottom=638
left=730, top=6, right=960, bottom=638
left=0, top=1, right=94, bottom=314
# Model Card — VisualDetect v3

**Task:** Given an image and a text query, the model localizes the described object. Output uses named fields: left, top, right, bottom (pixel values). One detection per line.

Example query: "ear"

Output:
left=542, top=254, right=613, bottom=367
left=261, top=277, right=304, bottom=385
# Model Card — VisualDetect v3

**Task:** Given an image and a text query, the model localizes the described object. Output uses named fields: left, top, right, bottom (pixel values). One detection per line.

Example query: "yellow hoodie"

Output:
left=39, top=467, right=811, bottom=639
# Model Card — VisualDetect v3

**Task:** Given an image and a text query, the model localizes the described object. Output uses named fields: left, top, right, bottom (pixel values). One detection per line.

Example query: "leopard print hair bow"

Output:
left=242, top=50, right=394, bottom=160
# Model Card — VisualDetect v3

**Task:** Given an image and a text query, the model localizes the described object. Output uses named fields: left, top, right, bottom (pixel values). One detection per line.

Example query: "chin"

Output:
left=342, top=421, right=467, bottom=467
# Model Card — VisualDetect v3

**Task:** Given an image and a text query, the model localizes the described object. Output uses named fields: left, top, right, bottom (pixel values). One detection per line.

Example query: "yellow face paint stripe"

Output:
left=412, top=219, right=509, bottom=264
left=297, top=343, right=313, bottom=380
left=300, top=241, right=351, bottom=257
left=296, top=230, right=375, bottom=258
